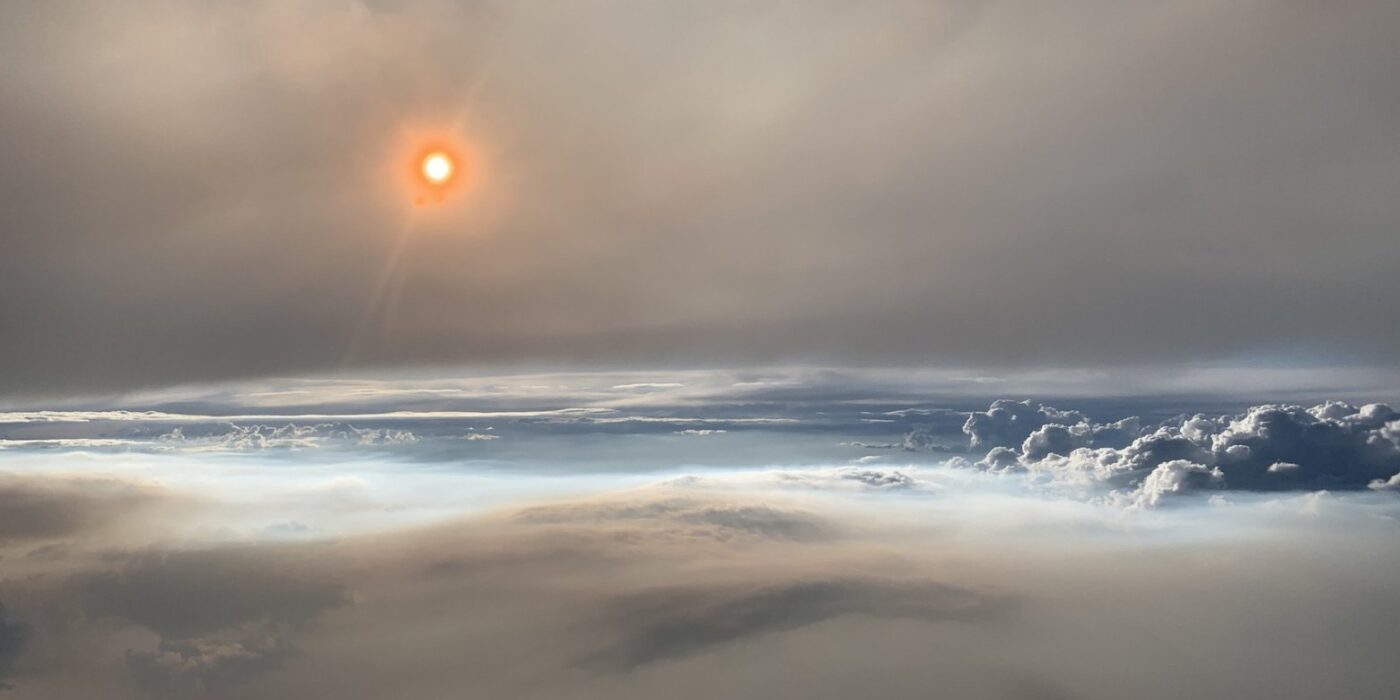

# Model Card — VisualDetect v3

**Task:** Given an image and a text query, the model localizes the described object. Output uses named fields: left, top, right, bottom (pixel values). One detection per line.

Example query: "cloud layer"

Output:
left=5, top=369, right=1400, bottom=508
left=2, top=373, right=1399, bottom=694
left=1, top=469, right=1399, bottom=699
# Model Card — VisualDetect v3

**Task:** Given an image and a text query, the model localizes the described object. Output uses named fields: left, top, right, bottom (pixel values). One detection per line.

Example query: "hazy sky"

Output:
left=2, top=0, right=1398, bottom=396
left=5, top=5, right=1400, bottom=697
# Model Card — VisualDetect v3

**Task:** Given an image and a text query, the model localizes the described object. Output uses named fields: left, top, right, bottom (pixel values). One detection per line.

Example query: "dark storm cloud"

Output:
left=2, top=1, right=1399, bottom=395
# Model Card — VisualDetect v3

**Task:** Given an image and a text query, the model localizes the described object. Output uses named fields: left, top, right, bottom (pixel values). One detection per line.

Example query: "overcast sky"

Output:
left=3, top=0, right=1398, bottom=396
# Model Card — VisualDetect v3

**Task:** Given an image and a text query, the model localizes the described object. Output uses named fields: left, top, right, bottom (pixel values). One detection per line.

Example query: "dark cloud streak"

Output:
left=580, top=578, right=1005, bottom=671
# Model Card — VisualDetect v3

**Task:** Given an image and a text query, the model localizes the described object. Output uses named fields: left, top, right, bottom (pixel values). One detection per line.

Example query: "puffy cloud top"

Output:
left=948, top=400, right=1400, bottom=505
left=962, top=400, right=1088, bottom=450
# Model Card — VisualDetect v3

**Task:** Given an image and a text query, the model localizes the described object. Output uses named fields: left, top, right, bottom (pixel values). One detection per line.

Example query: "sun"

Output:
left=396, top=133, right=475, bottom=208
left=421, top=152, right=454, bottom=185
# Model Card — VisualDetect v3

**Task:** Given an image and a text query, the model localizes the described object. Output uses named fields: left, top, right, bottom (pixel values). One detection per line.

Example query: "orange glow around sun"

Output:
left=402, top=139, right=472, bottom=207
left=414, top=146, right=462, bottom=194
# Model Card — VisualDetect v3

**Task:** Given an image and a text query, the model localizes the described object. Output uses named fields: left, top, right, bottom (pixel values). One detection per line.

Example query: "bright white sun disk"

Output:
left=422, top=152, right=453, bottom=184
